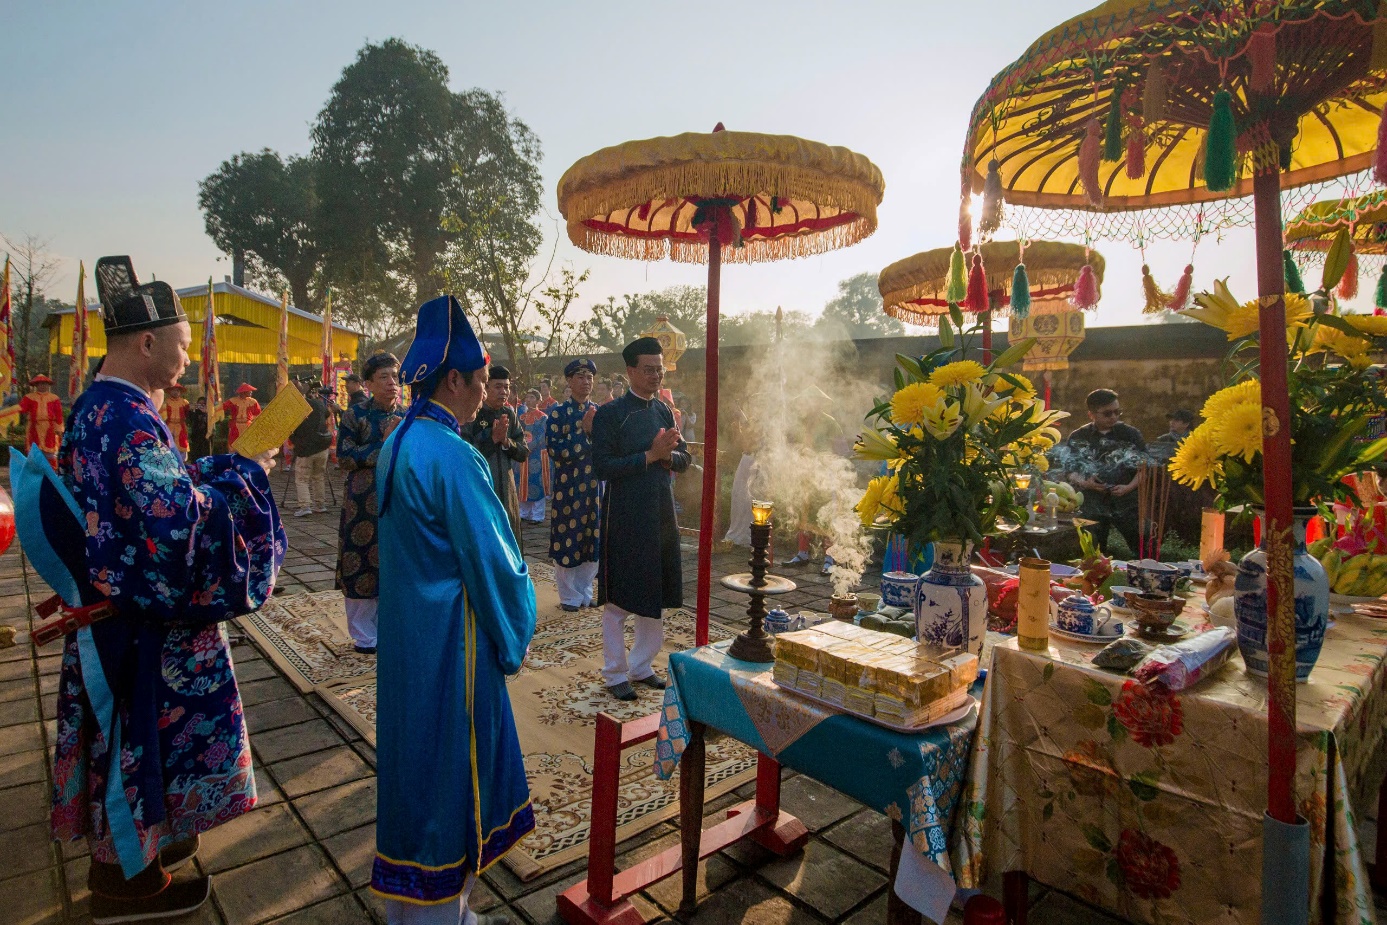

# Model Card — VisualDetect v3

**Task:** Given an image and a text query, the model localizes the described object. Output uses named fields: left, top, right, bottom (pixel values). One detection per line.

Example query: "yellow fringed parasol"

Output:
left=961, top=0, right=1387, bottom=909
left=878, top=241, right=1103, bottom=326
left=1285, top=189, right=1387, bottom=254
left=557, top=124, right=883, bottom=665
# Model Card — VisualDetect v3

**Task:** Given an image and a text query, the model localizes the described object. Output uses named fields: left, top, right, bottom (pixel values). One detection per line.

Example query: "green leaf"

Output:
left=1073, top=702, right=1107, bottom=729
left=990, top=337, right=1035, bottom=370
left=949, top=301, right=965, bottom=329
left=1107, top=713, right=1128, bottom=742
left=1127, top=772, right=1161, bottom=802
left=1042, top=661, right=1055, bottom=682
left=1081, top=823, right=1112, bottom=853
left=895, top=354, right=926, bottom=380
left=1042, top=801, right=1054, bottom=822
left=1083, top=678, right=1112, bottom=706
left=1106, top=857, right=1125, bottom=888
left=1322, top=227, right=1353, bottom=292
left=1314, top=312, right=1365, bottom=339
left=939, top=317, right=955, bottom=349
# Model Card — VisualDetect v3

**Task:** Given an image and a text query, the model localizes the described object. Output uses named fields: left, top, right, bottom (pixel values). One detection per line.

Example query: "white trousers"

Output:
left=345, top=597, right=378, bottom=648
left=554, top=560, right=598, bottom=608
left=601, top=603, right=663, bottom=686
left=385, top=873, right=476, bottom=925
left=294, top=449, right=329, bottom=509
left=519, top=498, right=546, bottom=521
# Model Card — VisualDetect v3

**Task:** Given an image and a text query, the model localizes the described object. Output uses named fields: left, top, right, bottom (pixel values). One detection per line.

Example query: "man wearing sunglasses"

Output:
left=1062, top=388, right=1147, bottom=556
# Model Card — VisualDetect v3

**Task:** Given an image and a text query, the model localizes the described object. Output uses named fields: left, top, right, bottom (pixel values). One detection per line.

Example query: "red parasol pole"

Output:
left=695, top=228, right=721, bottom=647
left=1253, top=162, right=1296, bottom=825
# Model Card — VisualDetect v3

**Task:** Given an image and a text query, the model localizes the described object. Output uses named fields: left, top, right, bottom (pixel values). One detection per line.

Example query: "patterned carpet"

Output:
left=239, top=565, right=756, bottom=881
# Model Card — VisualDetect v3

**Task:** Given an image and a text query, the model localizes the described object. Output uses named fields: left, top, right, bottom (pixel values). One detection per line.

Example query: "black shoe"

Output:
left=159, top=834, right=199, bottom=873
left=353, top=645, right=377, bottom=655
left=91, top=875, right=211, bottom=924
left=560, top=604, right=580, bottom=613
left=606, top=681, right=638, bottom=701
left=632, top=673, right=667, bottom=690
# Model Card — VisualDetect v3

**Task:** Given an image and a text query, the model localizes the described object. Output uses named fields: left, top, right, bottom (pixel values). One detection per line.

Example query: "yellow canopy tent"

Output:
left=47, top=280, right=361, bottom=365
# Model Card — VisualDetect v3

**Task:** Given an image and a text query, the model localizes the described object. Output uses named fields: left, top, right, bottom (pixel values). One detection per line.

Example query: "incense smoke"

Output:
left=735, top=328, right=883, bottom=596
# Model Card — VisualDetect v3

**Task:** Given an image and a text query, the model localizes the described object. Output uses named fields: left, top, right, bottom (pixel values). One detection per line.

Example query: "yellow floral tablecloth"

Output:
left=952, top=607, right=1387, bottom=925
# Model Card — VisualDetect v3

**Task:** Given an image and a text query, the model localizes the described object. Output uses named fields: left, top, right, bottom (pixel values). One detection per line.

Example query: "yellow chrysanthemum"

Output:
left=1169, top=422, right=1221, bottom=490
left=889, top=382, right=944, bottom=425
left=1210, top=401, right=1264, bottom=464
left=1201, top=379, right=1260, bottom=421
left=1185, top=279, right=1312, bottom=340
left=993, top=373, right=1036, bottom=399
left=928, top=360, right=987, bottom=389
left=1312, top=324, right=1373, bottom=368
left=1342, top=314, right=1387, bottom=338
left=856, top=475, right=901, bottom=526
left=878, top=474, right=902, bottom=520
left=1034, top=454, right=1050, bottom=473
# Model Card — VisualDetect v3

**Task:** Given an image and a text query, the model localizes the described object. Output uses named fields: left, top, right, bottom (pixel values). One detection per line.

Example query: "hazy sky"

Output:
left=3, top=1, right=1366, bottom=328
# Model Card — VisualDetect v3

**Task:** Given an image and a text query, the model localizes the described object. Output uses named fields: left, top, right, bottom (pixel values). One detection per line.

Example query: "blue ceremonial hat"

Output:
left=400, top=295, right=488, bottom=386
left=564, top=358, right=597, bottom=377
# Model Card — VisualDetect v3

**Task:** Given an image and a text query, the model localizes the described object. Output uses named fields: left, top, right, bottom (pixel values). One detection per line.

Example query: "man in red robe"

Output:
left=222, top=383, right=261, bottom=447
left=20, top=374, right=64, bottom=466
left=160, top=383, right=190, bottom=458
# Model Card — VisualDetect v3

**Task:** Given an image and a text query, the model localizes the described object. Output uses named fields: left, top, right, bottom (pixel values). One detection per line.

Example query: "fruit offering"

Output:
left=1040, top=481, right=1084, bottom=513
left=1309, top=537, right=1387, bottom=598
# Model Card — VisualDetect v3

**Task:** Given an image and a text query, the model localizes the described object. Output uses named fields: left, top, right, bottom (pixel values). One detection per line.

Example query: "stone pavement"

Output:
left=0, top=468, right=1189, bottom=925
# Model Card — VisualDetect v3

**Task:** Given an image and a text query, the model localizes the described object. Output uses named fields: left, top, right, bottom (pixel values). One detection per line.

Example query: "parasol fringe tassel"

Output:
left=1141, top=264, right=1170, bottom=314
left=1142, top=62, right=1166, bottom=123
left=1167, top=264, right=1194, bottom=311
left=1339, top=247, right=1360, bottom=301
left=1079, top=119, right=1104, bottom=206
left=1204, top=90, right=1237, bottom=192
left=1376, top=262, right=1387, bottom=312
left=1284, top=250, right=1307, bottom=295
left=946, top=244, right=968, bottom=305
left=567, top=216, right=874, bottom=266
left=964, top=253, right=990, bottom=314
left=561, top=161, right=881, bottom=233
left=1103, top=90, right=1124, bottom=163
left=1375, top=106, right=1387, bottom=186
left=1073, top=264, right=1100, bottom=310
left=1122, top=87, right=1144, bottom=179
left=979, top=160, right=1004, bottom=237
left=1011, top=263, right=1032, bottom=318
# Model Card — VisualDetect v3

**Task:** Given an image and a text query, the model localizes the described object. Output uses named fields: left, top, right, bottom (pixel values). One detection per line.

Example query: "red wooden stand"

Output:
left=557, top=714, right=807, bottom=925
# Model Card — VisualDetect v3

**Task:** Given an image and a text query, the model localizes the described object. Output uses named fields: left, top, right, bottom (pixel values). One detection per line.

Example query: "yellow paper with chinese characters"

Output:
left=232, top=385, right=311, bottom=458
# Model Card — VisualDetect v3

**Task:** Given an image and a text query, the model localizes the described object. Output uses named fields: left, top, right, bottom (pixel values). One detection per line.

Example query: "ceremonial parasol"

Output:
left=558, top=126, right=884, bottom=650
left=878, top=240, right=1103, bottom=362
left=1285, top=190, right=1387, bottom=306
left=961, top=0, right=1387, bottom=914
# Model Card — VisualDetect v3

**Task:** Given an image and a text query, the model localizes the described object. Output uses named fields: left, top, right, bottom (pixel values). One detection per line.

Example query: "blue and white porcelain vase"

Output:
left=1232, top=507, right=1329, bottom=682
left=913, top=538, right=987, bottom=657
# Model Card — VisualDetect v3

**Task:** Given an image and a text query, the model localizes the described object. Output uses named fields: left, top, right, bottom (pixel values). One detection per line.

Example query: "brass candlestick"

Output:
left=724, top=502, right=795, bottom=663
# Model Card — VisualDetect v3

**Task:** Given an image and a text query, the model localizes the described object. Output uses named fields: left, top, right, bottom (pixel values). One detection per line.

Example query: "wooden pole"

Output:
left=1253, top=163, right=1297, bottom=826
left=695, top=232, right=722, bottom=647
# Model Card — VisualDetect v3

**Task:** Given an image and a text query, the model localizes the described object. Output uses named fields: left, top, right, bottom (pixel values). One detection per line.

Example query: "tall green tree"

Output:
left=721, top=308, right=813, bottom=346
left=198, top=150, right=323, bottom=311
left=815, top=271, right=904, bottom=339
left=577, top=286, right=708, bottom=355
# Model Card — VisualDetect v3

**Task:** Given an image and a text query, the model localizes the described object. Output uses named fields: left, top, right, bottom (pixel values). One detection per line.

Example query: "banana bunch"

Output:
left=1309, top=538, right=1387, bottom=597
left=1041, top=481, right=1084, bottom=513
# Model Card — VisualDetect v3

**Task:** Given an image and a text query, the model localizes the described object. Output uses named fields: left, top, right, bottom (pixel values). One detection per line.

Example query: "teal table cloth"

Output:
left=654, top=639, right=981, bottom=868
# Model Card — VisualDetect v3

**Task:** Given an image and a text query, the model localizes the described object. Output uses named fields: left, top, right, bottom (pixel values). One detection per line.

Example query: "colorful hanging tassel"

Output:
left=979, top=160, right=1004, bottom=236
left=1339, top=246, right=1360, bottom=300
left=1141, top=265, right=1170, bottom=314
left=1166, top=264, right=1194, bottom=311
left=1204, top=89, right=1237, bottom=192
left=958, top=200, right=972, bottom=253
left=1072, top=264, right=1100, bottom=309
left=1283, top=250, right=1307, bottom=295
left=1143, top=62, right=1167, bottom=123
left=1079, top=118, right=1104, bottom=206
left=1375, top=108, right=1387, bottom=186
left=1121, top=87, right=1144, bottom=180
left=1248, top=28, right=1276, bottom=92
left=1103, top=89, right=1124, bottom=163
left=946, top=244, right=967, bottom=305
left=964, top=253, right=990, bottom=314
left=1011, top=262, right=1032, bottom=318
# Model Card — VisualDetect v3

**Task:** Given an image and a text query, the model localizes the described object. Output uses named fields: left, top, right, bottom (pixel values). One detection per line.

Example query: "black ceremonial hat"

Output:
left=94, top=256, right=188, bottom=335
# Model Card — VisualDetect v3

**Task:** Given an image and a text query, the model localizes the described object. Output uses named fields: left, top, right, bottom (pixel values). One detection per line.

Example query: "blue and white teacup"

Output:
left=1056, top=594, right=1117, bottom=636
left=1126, top=559, right=1180, bottom=597
left=764, top=608, right=793, bottom=635
left=881, top=571, right=922, bottom=609
left=1109, top=585, right=1139, bottom=610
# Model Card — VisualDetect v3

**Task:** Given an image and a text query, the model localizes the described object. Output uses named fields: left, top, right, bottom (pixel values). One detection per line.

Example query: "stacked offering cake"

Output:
left=771, top=622, right=977, bottom=727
